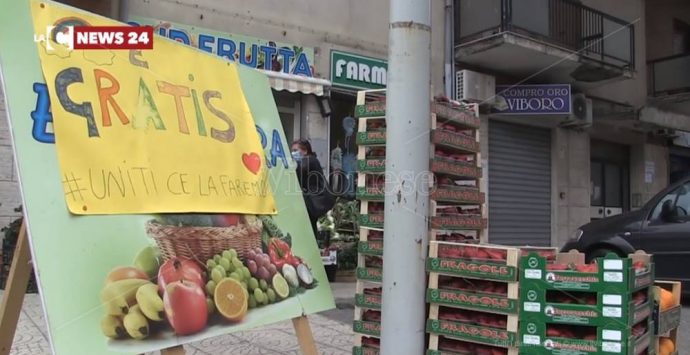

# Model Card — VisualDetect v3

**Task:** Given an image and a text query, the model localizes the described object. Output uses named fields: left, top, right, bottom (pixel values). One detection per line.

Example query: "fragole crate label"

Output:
left=427, top=258, right=517, bottom=281
left=356, top=131, right=386, bottom=145
left=355, top=293, right=382, bottom=309
left=431, top=187, right=484, bottom=204
left=358, top=241, right=384, bottom=256
left=353, top=320, right=381, bottom=336
left=430, top=215, right=486, bottom=230
left=353, top=346, right=379, bottom=355
left=356, top=186, right=385, bottom=201
left=359, top=214, right=384, bottom=228
left=431, top=130, right=479, bottom=153
left=357, top=267, right=382, bottom=282
left=355, top=102, right=386, bottom=118
left=426, top=319, right=515, bottom=347
left=426, top=288, right=517, bottom=314
left=430, top=159, right=481, bottom=179
left=358, top=159, right=386, bottom=172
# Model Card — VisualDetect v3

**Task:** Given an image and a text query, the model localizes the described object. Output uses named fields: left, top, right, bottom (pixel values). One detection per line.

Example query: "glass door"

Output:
left=590, top=160, right=626, bottom=220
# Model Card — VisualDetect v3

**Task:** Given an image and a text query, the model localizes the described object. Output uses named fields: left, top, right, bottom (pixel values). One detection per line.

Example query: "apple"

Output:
left=158, top=257, right=204, bottom=294
left=213, top=214, right=241, bottom=227
left=164, top=280, right=208, bottom=336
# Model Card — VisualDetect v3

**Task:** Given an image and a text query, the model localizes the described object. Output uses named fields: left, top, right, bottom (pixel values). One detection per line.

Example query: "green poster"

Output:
left=0, top=1, right=334, bottom=354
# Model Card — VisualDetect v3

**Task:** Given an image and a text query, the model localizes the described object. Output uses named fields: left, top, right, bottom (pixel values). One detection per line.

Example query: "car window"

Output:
left=650, top=182, right=690, bottom=221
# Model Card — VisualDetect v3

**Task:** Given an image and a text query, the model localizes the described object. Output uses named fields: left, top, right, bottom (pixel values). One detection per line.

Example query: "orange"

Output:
left=659, top=337, right=675, bottom=355
left=660, top=289, right=676, bottom=311
left=214, top=278, right=248, bottom=322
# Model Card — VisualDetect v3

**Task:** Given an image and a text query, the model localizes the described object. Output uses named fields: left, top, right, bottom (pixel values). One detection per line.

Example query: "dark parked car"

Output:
left=562, top=177, right=690, bottom=293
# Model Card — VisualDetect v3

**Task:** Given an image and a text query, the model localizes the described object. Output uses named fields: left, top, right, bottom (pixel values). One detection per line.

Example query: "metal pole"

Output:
left=444, top=0, right=454, bottom=98
left=381, top=0, right=431, bottom=353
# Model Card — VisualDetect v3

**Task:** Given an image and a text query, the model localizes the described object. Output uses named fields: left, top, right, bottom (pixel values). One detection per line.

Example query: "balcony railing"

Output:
left=648, top=54, right=690, bottom=97
left=455, top=0, right=635, bottom=70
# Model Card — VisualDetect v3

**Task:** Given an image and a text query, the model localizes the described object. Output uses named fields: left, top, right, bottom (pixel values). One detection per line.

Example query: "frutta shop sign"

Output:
left=129, top=16, right=315, bottom=77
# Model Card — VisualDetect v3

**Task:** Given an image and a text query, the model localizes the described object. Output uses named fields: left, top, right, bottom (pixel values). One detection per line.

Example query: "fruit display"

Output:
left=427, top=242, right=519, bottom=282
left=438, top=307, right=509, bottom=329
left=658, top=336, right=676, bottom=355
left=100, top=214, right=319, bottom=342
left=519, top=319, right=654, bottom=355
left=435, top=232, right=478, bottom=243
left=519, top=250, right=654, bottom=293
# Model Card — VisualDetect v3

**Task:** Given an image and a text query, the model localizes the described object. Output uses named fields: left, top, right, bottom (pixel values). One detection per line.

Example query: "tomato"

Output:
left=213, top=214, right=241, bottom=227
left=163, top=280, right=208, bottom=335
left=158, top=257, right=205, bottom=294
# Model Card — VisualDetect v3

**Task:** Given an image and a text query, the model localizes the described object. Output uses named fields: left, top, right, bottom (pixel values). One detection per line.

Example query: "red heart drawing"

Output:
left=242, top=152, right=262, bottom=175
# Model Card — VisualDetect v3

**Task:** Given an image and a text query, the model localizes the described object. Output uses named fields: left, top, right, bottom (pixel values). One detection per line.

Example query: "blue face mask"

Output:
left=291, top=151, right=303, bottom=162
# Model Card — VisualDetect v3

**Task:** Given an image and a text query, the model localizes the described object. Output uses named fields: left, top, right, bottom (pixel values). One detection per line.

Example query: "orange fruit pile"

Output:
left=658, top=337, right=675, bottom=355
left=660, top=288, right=676, bottom=311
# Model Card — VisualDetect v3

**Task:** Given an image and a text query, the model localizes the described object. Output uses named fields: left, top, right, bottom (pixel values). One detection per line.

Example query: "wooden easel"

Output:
left=0, top=222, right=319, bottom=355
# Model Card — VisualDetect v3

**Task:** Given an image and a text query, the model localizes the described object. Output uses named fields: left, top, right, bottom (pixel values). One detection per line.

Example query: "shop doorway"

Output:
left=590, top=140, right=629, bottom=220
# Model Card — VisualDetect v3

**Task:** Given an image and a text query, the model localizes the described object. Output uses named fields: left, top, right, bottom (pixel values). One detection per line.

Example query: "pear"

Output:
left=133, top=245, right=161, bottom=279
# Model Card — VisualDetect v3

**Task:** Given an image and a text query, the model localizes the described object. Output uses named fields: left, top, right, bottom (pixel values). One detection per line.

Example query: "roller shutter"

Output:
left=488, top=121, right=552, bottom=246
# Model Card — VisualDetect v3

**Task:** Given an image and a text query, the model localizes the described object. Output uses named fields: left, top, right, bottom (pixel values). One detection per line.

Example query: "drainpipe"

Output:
left=380, top=0, right=431, bottom=354
left=444, top=0, right=454, bottom=98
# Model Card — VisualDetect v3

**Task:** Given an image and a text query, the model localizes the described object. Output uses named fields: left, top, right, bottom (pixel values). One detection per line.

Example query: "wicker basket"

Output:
left=146, top=216, right=263, bottom=263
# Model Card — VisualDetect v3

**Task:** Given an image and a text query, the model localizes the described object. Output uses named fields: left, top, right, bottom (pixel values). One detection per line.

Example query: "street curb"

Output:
left=335, top=298, right=354, bottom=309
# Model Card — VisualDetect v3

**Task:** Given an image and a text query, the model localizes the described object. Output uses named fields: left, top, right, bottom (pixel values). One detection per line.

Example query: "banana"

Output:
left=136, top=283, right=165, bottom=321
left=100, top=278, right=151, bottom=316
left=123, top=305, right=149, bottom=340
left=100, top=315, right=127, bottom=339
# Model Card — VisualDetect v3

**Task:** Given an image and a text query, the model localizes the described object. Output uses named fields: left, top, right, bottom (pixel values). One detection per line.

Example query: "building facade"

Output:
left=455, top=0, right=690, bottom=248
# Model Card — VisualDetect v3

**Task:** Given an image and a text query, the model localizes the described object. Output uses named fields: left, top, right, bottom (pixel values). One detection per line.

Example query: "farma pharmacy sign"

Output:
left=330, top=50, right=387, bottom=90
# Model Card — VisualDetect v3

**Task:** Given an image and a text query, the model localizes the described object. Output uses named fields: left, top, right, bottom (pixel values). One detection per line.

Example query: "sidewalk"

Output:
left=4, top=282, right=356, bottom=355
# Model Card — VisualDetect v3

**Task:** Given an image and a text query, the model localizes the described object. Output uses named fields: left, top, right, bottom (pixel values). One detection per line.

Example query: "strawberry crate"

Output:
left=653, top=280, right=682, bottom=336
left=431, top=101, right=481, bottom=130
left=356, top=174, right=385, bottom=201
left=356, top=266, right=382, bottom=283
left=519, top=318, right=655, bottom=355
left=427, top=274, right=519, bottom=315
left=431, top=158, right=482, bottom=180
left=355, top=287, right=382, bottom=310
left=356, top=130, right=386, bottom=146
left=519, top=286, right=654, bottom=327
left=427, top=241, right=520, bottom=282
left=354, top=309, right=382, bottom=337
left=431, top=230, right=480, bottom=243
left=359, top=201, right=384, bottom=228
left=426, top=306, right=518, bottom=349
left=353, top=336, right=380, bottom=355
left=429, top=203, right=487, bottom=231
left=431, top=130, right=480, bottom=154
left=427, top=336, right=519, bottom=355
left=355, top=101, right=386, bottom=118
left=520, top=250, right=654, bottom=293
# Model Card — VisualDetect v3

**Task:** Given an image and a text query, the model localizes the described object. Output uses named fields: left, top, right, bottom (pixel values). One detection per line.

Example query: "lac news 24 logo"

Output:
left=34, top=22, right=153, bottom=51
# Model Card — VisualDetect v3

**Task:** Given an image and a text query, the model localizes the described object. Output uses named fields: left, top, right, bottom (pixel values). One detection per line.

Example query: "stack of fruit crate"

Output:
left=518, top=250, right=656, bottom=355
left=653, top=281, right=681, bottom=355
left=427, top=100, right=484, bottom=244
left=425, top=242, right=522, bottom=355
left=353, top=89, right=387, bottom=354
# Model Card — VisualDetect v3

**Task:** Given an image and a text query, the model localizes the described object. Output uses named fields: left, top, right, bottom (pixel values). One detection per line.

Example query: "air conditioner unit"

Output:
left=560, top=93, right=592, bottom=129
left=455, top=70, right=495, bottom=103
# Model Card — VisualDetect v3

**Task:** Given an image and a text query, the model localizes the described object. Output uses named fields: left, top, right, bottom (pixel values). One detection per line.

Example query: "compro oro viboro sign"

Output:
left=330, top=50, right=387, bottom=90
left=493, top=84, right=571, bottom=115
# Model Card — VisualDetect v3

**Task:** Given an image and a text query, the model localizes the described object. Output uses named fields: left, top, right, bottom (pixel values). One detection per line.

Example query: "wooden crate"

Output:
left=427, top=333, right=519, bottom=354
left=654, top=280, right=682, bottom=336
left=427, top=271, right=519, bottom=315
left=656, top=328, right=678, bottom=355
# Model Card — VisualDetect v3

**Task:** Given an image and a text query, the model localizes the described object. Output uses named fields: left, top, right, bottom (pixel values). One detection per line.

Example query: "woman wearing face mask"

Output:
left=291, top=139, right=333, bottom=238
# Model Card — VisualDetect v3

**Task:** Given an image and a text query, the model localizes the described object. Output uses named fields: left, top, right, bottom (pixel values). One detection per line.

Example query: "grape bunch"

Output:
left=244, top=247, right=278, bottom=282
left=205, top=248, right=289, bottom=311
